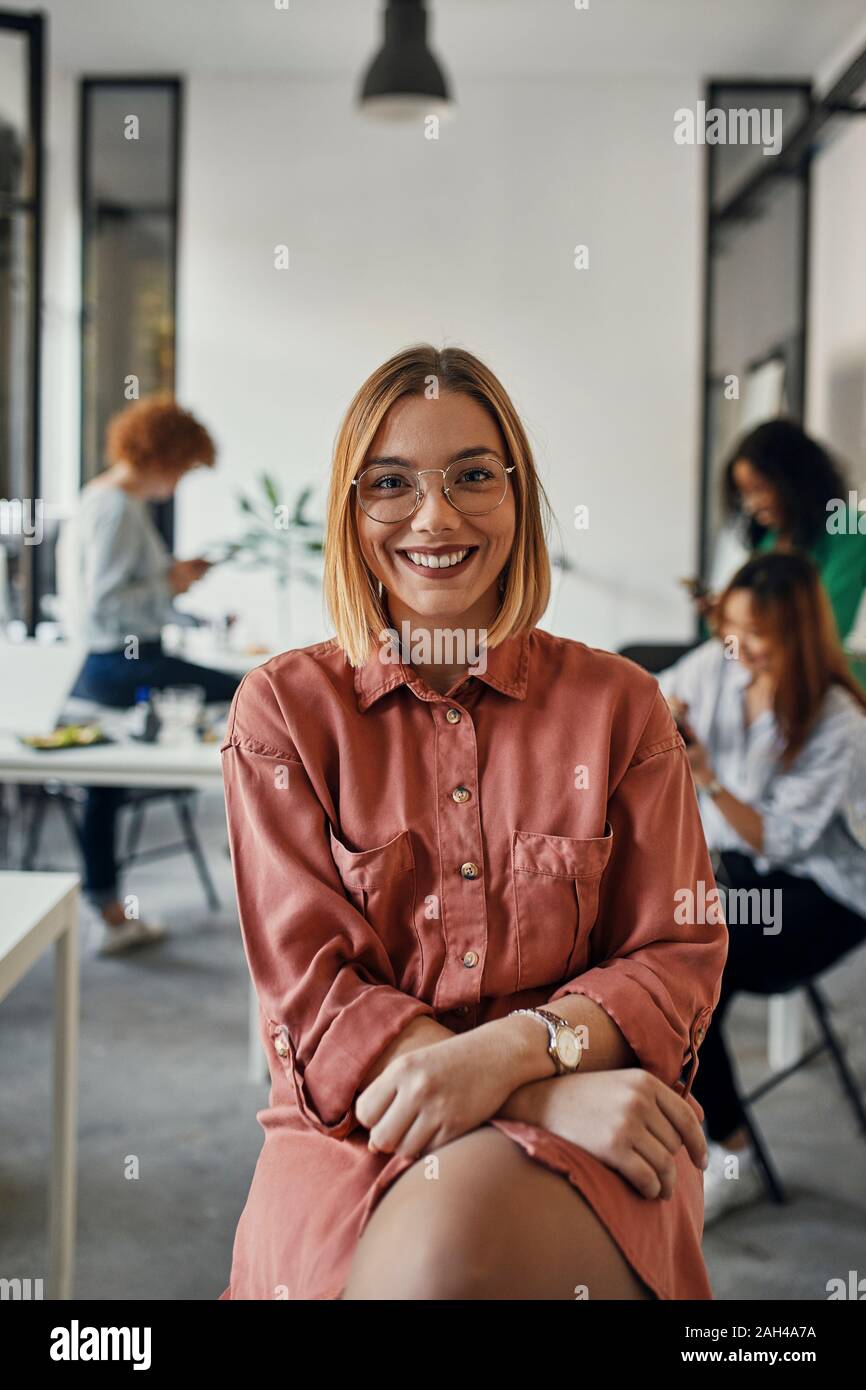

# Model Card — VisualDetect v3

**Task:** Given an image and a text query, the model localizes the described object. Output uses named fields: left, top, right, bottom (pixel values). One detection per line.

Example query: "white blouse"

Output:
left=657, top=639, right=866, bottom=920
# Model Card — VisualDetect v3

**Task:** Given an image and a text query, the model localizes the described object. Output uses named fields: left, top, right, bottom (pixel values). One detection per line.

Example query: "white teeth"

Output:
left=404, top=548, right=470, bottom=569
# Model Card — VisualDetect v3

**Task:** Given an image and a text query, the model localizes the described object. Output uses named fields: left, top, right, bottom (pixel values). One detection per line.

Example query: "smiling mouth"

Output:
left=395, top=546, right=479, bottom=575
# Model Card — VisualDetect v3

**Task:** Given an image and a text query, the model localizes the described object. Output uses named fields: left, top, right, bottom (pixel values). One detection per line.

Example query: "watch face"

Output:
left=557, top=1029, right=581, bottom=1069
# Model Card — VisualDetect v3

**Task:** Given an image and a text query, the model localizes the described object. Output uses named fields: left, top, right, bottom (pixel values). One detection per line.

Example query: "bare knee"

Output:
left=344, top=1131, right=515, bottom=1299
left=343, top=1180, right=495, bottom=1299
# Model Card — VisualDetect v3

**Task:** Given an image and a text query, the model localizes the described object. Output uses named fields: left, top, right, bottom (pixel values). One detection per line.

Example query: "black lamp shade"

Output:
left=359, top=0, right=453, bottom=119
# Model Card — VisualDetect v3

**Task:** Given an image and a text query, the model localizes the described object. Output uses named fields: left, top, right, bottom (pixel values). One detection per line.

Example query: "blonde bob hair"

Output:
left=324, top=344, right=553, bottom=667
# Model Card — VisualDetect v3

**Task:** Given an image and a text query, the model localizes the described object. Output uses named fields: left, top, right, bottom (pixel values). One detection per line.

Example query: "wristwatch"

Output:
left=703, top=777, right=724, bottom=799
left=510, top=1007, right=583, bottom=1075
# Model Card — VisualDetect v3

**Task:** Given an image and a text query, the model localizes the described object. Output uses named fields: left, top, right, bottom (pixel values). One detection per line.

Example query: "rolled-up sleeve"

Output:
left=758, top=709, right=852, bottom=864
left=547, top=688, right=728, bottom=1098
left=220, top=668, right=436, bottom=1139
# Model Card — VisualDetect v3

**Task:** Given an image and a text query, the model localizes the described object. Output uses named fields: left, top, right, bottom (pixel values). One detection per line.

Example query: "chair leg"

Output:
left=20, top=789, right=48, bottom=870
left=172, top=792, right=220, bottom=911
left=123, top=797, right=147, bottom=865
left=806, top=982, right=866, bottom=1135
left=56, top=794, right=85, bottom=856
left=740, top=1105, right=788, bottom=1205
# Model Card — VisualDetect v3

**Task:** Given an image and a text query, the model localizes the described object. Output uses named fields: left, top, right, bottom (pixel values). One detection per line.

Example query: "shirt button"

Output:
left=696, top=1026, right=706, bottom=1044
left=445, top=708, right=462, bottom=724
left=451, top=786, right=471, bottom=803
left=460, top=861, right=480, bottom=879
left=462, top=951, right=479, bottom=968
left=274, top=1034, right=289, bottom=1058
left=456, top=1004, right=470, bottom=1014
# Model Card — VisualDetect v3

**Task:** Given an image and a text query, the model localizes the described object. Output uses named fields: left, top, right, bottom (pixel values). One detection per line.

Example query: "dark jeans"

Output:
left=692, top=850, right=866, bottom=1143
left=69, top=641, right=241, bottom=906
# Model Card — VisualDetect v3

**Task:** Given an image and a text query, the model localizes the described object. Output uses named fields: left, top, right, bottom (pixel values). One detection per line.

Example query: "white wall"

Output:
left=175, top=73, right=704, bottom=652
left=37, top=68, right=705, bottom=653
left=808, top=115, right=866, bottom=477
left=807, top=112, right=866, bottom=648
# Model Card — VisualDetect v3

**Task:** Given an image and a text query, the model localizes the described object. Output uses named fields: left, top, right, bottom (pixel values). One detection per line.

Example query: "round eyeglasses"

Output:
left=352, top=456, right=516, bottom=524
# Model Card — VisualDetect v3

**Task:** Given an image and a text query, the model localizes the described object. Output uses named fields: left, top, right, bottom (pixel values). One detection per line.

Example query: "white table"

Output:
left=0, top=715, right=268, bottom=1082
left=0, top=871, right=79, bottom=1299
left=0, top=730, right=223, bottom=789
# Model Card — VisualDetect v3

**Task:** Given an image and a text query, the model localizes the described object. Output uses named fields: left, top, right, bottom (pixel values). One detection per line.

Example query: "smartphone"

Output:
left=200, top=545, right=241, bottom=566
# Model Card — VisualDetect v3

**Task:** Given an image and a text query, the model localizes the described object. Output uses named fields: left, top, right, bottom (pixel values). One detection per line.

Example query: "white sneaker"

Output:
left=96, top=918, right=167, bottom=956
left=703, top=1139, right=765, bottom=1227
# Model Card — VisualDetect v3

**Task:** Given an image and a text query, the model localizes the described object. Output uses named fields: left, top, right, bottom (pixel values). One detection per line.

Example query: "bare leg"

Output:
left=343, top=1126, right=656, bottom=1300
left=100, top=900, right=127, bottom=927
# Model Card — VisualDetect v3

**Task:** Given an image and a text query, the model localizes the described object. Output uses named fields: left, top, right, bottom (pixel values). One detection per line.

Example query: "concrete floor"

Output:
left=1, top=789, right=864, bottom=1300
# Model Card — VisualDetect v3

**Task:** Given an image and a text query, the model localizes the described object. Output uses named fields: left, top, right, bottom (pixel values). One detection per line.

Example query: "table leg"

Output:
left=49, top=898, right=79, bottom=1300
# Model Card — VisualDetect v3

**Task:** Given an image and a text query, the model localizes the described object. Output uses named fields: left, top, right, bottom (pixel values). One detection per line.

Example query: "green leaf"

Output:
left=261, top=473, right=281, bottom=510
left=292, top=487, right=314, bottom=527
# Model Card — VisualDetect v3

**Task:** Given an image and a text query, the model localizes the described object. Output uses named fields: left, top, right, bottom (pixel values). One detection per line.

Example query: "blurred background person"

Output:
left=719, top=420, right=866, bottom=690
left=658, top=552, right=866, bottom=1224
left=58, top=395, right=241, bottom=953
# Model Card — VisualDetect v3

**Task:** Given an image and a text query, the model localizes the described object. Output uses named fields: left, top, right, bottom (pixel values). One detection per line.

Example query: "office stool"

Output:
left=737, top=971, right=866, bottom=1205
left=17, top=782, right=220, bottom=911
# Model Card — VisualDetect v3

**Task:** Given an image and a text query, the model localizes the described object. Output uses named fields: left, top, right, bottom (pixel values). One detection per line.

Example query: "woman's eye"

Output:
left=372, top=474, right=410, bottom=490
left=458, top=467, right=494, bottom=484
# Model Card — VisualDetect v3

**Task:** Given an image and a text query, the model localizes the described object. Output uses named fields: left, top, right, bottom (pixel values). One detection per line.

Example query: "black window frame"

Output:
left=78, top=74, right=183, bottom=549
left=0, top=7, right=45, bottom=634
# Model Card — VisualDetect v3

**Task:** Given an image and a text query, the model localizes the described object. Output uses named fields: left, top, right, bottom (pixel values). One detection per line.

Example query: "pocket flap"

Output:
left=512, top=823, right=614, bottom=878
left=328, top=825, right=414, bottom=888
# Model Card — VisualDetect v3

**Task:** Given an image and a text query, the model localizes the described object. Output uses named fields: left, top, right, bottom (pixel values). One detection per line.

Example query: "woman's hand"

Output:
left=168, top=557, right=211, bottom=594
left=524, top=1068, right=708, bottom=1200
left=354, top=1029, right=521, bottom=1160
left=695, top=590, right=719, bottom=622
left=685, top=738, right=715, bottom=790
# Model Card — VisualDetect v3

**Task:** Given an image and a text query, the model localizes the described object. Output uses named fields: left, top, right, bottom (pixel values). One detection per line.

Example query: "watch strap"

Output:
left=510, top=1007, right=578, bottom=1074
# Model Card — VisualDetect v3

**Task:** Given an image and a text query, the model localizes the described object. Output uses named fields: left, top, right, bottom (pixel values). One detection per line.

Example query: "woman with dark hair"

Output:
left=723, top=419, right=866, bottom=687
left=659, top=551, right=866, bottom=1226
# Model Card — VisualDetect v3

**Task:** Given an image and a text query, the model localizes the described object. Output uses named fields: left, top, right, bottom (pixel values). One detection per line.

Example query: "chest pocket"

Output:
left=328, top=826, right=422, bottom=992
left=511, top=824, right=614, bottom=990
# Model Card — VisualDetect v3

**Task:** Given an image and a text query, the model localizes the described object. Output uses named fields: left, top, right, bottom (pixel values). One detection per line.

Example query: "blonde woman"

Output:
left=218, top=345, right=727, bottom=1301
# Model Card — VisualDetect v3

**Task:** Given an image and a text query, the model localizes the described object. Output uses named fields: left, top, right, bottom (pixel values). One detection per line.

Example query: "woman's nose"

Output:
left=412, top=477, right=459, bottom=528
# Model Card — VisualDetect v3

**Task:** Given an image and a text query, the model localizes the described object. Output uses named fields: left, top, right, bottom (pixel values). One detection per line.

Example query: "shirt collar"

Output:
left=725, top=654, right=755, bottom=689
left=353, top=628, right=531, bottom=711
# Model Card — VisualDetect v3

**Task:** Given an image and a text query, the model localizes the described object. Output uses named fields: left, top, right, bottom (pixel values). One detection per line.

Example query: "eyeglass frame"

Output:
left=351, top=456, right=517, bottom=524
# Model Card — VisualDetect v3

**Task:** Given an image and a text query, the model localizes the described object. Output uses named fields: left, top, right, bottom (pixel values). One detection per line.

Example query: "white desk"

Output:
left=0, top=731, right=223, bottom=790
left=0, top=718, right=267, bottom=1082
left=0, top=871, right=79, bottom=1299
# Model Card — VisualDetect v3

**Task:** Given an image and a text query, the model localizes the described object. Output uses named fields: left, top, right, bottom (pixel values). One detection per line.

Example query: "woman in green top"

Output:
left=723, top=419, right=866, bottom=690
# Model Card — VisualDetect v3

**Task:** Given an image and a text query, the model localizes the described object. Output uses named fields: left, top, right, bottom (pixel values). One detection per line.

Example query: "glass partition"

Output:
left=0, top=10, right=44, bottom=630
left=80, top=78, right=181, bottom=543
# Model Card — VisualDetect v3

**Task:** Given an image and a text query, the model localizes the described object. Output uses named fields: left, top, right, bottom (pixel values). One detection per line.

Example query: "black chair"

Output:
left=15, top=781, right=220, bottom=911
left=618, top=641, right=699, bottom=674
left=732, top=969, right=866, bottom=1206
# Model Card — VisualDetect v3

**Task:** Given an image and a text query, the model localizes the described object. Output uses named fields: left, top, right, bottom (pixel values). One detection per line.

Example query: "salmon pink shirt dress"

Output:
left=217, top=626, right=728, bottom=1300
